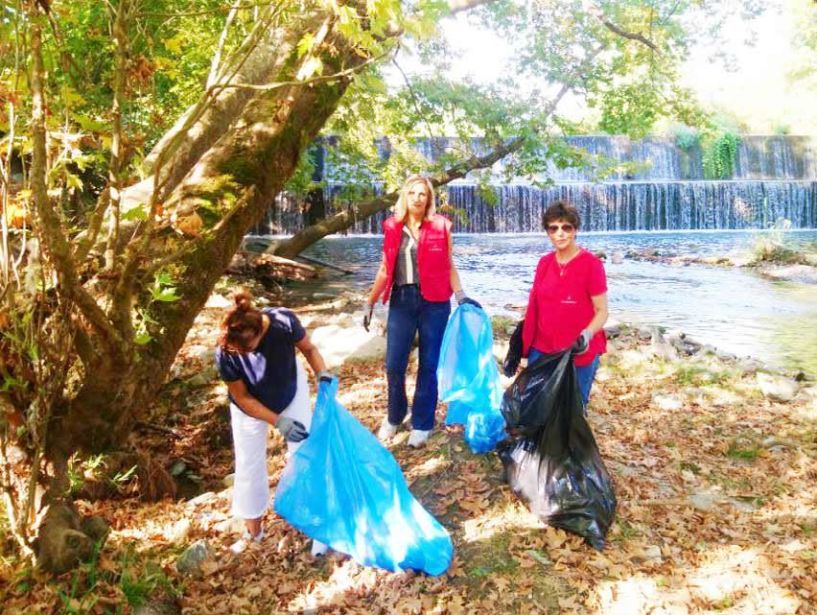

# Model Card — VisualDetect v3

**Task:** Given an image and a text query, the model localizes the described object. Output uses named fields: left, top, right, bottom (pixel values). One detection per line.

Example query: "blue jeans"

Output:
left=386, top=285, right=451, bottom=431
left=528, top=348, right=600, bottom=410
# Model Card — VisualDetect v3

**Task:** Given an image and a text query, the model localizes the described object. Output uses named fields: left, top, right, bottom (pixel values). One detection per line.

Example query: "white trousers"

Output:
left=230, top=361, right=312, bottom=520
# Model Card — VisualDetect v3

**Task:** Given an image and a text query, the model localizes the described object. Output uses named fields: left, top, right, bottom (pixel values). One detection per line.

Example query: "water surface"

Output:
left=297, top=230, right=817, bottom=375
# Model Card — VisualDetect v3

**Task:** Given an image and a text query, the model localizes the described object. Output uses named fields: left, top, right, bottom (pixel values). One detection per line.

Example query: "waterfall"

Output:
left=445, top=182, right=817, bottom=232
left=252, top=135, right=817, bottom=234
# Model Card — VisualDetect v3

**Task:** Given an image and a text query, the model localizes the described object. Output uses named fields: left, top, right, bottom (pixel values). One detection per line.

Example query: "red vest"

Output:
left=381, top=214, right=453, bottom=303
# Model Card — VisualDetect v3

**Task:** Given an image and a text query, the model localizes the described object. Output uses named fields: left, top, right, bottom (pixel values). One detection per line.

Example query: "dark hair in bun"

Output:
left=218, top=289, right=264, bottom=353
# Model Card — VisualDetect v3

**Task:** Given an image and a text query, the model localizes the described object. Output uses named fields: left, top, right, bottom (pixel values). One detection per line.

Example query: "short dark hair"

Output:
left=542, top=200, right=581, bottom=231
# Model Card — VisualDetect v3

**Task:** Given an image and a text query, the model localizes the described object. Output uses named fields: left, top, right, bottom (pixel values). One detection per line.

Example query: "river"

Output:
left=290, top=229, right=817, bottom=376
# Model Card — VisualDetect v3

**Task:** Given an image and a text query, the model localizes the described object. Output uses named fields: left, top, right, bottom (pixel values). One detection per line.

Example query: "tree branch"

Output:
left=27, top=6, right=126, bottom=356
left=584, top=2, right=658, bottom=51
left=273, top=77, right=577, bottom=259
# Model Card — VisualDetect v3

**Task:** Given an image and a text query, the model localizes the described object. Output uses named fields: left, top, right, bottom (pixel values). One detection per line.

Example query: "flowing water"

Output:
left=250, top=135, right=817, bottom=374
left=296, top=230, right=817, bottom=376
left=254, top=135, right=817, bottom=236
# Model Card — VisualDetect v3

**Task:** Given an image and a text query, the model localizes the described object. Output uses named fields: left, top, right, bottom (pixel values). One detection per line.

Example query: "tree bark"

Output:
left=136, top=8, right=326, bottom=204
left=54, top=10, right=373, bottom=457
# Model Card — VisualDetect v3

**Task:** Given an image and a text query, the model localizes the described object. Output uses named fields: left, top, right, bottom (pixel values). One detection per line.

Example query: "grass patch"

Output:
left=613, top=519, right=641, bottom=543
left=491, top=315, right=517, bottom=337
left=750, top=235, right=817, bottom=266
left=680, top=460, right=701, bottom=474
left=725, top=440, right=761, bottom=461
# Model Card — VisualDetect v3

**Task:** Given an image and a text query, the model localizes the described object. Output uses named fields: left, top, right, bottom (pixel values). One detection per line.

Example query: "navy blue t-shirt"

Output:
left=215, top=308, right=306, bottom=413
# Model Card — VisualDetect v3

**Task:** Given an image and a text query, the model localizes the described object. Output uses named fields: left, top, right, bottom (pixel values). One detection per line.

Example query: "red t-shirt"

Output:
left=521, top=249, right=607, bottom=367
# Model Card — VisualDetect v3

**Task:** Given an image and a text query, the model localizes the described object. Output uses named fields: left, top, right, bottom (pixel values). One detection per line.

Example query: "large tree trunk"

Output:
left=139, top=9, right=328, bottom=202
left=52, top=13, right=370, bottom=459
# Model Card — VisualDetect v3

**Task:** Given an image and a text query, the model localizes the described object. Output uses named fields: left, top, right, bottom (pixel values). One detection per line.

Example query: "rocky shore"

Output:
left=618, top=247, right=817, bottom=284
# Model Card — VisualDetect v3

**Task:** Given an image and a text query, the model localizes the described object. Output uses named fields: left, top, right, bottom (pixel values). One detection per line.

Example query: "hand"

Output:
left=317, top=370, right=335, bottom=383
left=362, top=302, right=374, bottom=332
left=455, top=290, right=482, bottom=309
left=572, top=329, right=592, bottom=354
left=275, top=416, right=309, bottom=442
left=503, top=319, right=524, bottom=377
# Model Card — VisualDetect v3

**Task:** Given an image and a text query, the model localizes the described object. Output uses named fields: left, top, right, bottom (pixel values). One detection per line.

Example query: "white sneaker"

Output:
left=230, top=528, right=265, bottom=554
left=407, top=429, right=431, bottom=448
left=377, top=418, right=399, bottom=442
left=310, top=539, right=328, bottom=557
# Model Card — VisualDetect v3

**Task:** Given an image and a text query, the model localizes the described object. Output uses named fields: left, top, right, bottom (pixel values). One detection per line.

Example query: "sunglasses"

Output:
left=546, top=223, right=575, bottom=234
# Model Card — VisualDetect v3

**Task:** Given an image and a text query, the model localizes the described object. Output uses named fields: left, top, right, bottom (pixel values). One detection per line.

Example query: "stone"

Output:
left=204, top=293, right=232, bottom=309
left=134, top=598, right=181, bottom=615
left=80, top=516, right=110, bottom=542
left=176, top=540, right=213, bottom=577
left=222, top=473, right=235, bottom=487
left=604, top=324, right=622, bottom=339
left=186, top=491, right=217, bottom=507
left=214, top=516, right=246, bottom=535
left=187, top=365, right=218, bottom=388
left=644, top=545, right=663, bottom=563
left=309, top=323, right=386, bottom=366
left=169, top=460, right=187, bottom=477
left=167, top=519, right=192, bottom=544
left=650, top=328, right=678, bottom=361
left=756, top=372, right=798, bottom=402
left=652, top=394, right=683, bottom=411
left=688, top=492, right=720, bottom=512
left=737, top=357, right=765, bottom=374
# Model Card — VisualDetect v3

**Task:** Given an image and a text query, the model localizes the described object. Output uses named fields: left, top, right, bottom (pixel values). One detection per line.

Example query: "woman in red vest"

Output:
left=364, top=175, right=480, bottom=447
left=521, top=200, right=609, bottom=411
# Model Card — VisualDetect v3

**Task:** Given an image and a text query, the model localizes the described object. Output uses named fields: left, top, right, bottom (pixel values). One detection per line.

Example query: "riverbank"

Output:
left=2, top=270, right=816, bottom=614
left=621, top=242, right=817, bottom=285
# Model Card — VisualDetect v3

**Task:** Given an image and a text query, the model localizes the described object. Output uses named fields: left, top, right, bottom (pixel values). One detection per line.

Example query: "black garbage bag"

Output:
left=499, top=350, right=616, bottom=549
left=502, top=319, right=525, bottom=377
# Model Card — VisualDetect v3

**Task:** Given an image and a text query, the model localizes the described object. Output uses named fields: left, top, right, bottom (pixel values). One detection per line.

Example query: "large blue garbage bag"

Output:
left=437, top=303, right=507, bottom=453
left=274, top=378, right=453, bottom=575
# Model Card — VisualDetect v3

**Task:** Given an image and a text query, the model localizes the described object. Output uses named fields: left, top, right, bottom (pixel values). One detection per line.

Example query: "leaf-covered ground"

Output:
left=2, top=284, right=816, bottom=614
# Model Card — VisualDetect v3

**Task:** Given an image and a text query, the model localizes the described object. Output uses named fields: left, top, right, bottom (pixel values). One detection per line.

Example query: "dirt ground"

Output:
left=2, top=274, right=816, bottom=614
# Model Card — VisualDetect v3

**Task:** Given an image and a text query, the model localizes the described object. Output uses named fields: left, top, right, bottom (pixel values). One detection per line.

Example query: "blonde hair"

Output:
left=393, top=175, right=436, bottom=222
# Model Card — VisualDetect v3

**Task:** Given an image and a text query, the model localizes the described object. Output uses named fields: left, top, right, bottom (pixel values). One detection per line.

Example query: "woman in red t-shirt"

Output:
left=520, top=200, right=609, bottom=409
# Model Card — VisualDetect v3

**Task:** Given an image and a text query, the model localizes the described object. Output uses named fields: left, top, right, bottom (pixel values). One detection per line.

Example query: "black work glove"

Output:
left=503, top=319, right=524, bottom=377
left=276, top=416, right=309, bottom=442
left=572, top=329, right=592, bottom=354
left=317, top=370, right=335, bottom=384
left=362, top=302, right=374, bottom=332
left=455, top=290, right=482, bottom=310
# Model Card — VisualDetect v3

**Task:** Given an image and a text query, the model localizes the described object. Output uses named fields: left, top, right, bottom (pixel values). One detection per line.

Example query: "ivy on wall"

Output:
left=702, top=131, right=741, bottom=179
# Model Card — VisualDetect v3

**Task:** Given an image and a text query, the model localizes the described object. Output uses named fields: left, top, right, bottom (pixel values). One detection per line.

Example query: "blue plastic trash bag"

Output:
left=437, top=303, right=507, bottom=453
left=274, top=378, right=454, bottom=575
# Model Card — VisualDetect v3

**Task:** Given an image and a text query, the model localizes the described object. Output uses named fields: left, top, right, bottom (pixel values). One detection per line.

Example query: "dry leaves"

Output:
left=2, top=310, right=815, bottom=615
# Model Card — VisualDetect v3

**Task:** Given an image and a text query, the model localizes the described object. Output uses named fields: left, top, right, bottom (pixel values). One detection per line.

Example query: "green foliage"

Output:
left=726, top=440, right=761, bottom=461
left=702, top=130, right=740, bottom=179
left=671, top=124, right=701, bottom=150
left=150, top=272, right=180, bottom=304
left=46, top=541, right=179, bottom=612
left=750, top=221, right=817, bottom=265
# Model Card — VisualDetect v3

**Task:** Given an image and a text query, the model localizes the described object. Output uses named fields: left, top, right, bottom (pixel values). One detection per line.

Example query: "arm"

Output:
left=521, top=260, right=545, bottom=356
left=295, top=333, right=327, bottom=377
left=586, top=293, right=609, bottom=336
left=367, top=256, right=389, bottom=306
left=448, top=233, right=463, bottom=293
left=226, top=379, right=281, bottom=426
